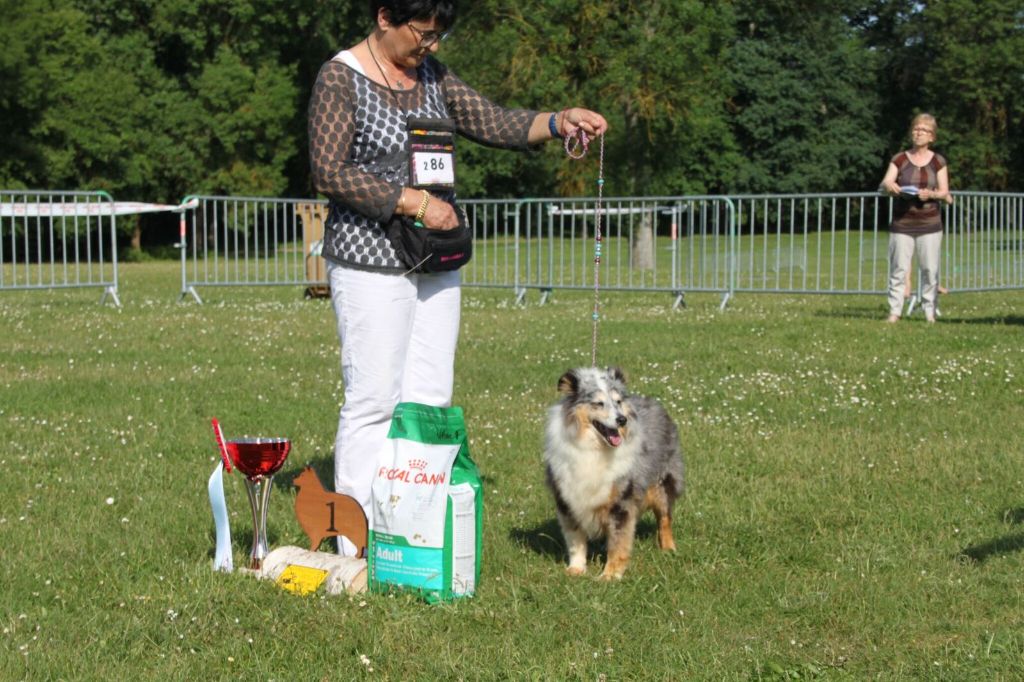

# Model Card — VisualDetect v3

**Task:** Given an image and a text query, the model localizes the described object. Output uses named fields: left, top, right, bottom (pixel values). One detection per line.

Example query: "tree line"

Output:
left=2, top=0, right=1021, bottom=207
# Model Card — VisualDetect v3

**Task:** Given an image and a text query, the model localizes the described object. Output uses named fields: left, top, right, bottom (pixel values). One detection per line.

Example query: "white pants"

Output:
left=328, top=261, right=460, bottom=552
left=887, top=231, right=942, bottom=318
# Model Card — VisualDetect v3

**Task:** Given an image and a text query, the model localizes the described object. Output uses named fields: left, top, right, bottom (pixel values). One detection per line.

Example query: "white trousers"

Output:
left=328, top=262, right=460, bottom=552
left=887, top=231, right=942, bottom=318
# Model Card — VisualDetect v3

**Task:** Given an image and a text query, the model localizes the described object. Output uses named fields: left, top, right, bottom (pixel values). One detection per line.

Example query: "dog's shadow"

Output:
left=813, top=305, right=887, bottom=321
left=509, top=519, right=564, bottom=561
left=510, top=518, right=660, bottom=564
left=957, top=507, right=1024, bottom=564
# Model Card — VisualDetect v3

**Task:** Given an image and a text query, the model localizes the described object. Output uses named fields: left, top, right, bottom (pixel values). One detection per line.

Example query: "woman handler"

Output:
left=879, top=113, right=949, bottom=323
left=308, top=0, right=607, bottom=554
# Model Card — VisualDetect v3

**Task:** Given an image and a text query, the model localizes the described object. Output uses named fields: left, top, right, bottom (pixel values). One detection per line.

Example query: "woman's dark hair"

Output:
left=369, top=1, right=457, bottom=31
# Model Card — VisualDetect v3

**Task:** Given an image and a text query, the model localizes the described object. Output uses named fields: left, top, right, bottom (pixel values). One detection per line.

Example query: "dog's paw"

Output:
left=597, top=570, right=624, bottom=582
left=565, top=565, right=587, bottom=577
left=657, top=526, right=677, bottom=551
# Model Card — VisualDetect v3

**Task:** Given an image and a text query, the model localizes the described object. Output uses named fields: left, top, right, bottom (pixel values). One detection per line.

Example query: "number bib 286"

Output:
left=407, top=117, right=456, bottom=191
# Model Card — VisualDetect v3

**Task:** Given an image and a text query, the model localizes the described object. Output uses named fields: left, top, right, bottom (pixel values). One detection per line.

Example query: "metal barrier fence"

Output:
left=730, top=191, right=1024, bottom=306
left=459, top=197, right=735, bottom=308
left=178, top=195, right=324, bottom=303
left=178, top=194, right=736, bottom=308
left=943, top=191, right=1024, bottom=292
left=0, top=190, right=119, bottom=305
left=732, top=192, right=890, bottom=296
left=177, top=192, right=1024, bottom=308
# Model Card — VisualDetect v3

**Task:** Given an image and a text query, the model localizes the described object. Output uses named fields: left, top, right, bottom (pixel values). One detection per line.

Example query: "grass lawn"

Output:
left=2, top=260, right=1023, bottom=680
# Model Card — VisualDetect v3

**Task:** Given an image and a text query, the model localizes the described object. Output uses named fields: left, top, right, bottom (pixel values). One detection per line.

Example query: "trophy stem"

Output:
left=242, top=475, right=275, bottom=570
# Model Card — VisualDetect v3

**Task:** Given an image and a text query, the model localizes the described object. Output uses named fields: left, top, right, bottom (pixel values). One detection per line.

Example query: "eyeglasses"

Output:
left=406, top=23, right=449, bottom=47
left=912, top=127, right=934, bottom=134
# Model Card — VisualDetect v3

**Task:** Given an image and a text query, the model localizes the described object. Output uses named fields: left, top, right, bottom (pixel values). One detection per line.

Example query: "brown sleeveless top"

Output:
left=889, top=151, right=947, bottom=236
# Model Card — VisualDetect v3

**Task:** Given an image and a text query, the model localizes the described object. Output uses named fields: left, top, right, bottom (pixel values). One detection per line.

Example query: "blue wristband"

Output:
left=548, top=112, right=562, bottom=139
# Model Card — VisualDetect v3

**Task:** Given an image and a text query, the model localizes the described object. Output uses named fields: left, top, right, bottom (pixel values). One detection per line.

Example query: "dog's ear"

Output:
left=607, top=366, right=627, bottom=385
left=557, top=370, right=579, bottom=396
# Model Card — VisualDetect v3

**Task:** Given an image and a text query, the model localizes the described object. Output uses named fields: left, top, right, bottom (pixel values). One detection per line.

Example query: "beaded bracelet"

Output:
left=548, top=112, right=563, bottom=139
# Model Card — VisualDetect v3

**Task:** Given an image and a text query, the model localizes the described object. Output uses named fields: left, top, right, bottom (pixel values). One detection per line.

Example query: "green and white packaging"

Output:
left=369, top=403, right=483, bottom=602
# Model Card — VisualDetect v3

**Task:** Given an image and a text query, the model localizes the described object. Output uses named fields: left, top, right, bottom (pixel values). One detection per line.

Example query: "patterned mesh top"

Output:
left=889, top=151, right=947, bottom=236
left=308, top=53, right=537, bottom=271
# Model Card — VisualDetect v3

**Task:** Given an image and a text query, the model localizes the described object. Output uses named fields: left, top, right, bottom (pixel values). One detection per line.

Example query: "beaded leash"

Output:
left=563, top=127, right=606, bottom=367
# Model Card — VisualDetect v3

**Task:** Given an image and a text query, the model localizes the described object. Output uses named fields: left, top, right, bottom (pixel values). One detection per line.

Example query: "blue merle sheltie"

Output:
left=544, top=367, right=685, bottom=580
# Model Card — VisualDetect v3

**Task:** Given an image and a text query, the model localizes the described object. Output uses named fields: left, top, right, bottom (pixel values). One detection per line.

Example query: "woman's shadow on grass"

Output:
left=815, top=305, right=1024, bottom=326
left=814, top=305, right=885, bottom=321
left=957, top=507, right=1024, bottom=563
left=943, top=314, right=1024, bottom=326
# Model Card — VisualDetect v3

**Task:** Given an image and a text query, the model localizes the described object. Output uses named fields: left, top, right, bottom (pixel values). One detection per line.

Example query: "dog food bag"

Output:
left=369, top=402, right=483, bottom=602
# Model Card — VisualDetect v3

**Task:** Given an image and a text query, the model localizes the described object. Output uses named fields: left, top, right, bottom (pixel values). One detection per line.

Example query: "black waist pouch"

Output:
left=384, top=116, right=470, bottom=273
left=384, top=211, right=472, bottom=273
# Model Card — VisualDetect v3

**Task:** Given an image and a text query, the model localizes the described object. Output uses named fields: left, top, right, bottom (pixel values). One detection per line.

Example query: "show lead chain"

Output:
left=563, top=127, right=605, bottom=367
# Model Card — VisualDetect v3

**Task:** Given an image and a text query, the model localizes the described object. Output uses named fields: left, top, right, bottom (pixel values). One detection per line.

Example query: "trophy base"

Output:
left=254, top=545, right=367, bottom=595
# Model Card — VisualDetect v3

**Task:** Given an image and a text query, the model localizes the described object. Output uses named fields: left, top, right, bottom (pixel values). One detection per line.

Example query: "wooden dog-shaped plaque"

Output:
left=293, top=467, right=368, bottom=557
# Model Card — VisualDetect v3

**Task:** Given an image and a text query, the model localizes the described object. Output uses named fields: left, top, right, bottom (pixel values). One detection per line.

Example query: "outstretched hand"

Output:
left=882, top=180, right=902, bottom=196
left=561, top=108, right=608, bottom=137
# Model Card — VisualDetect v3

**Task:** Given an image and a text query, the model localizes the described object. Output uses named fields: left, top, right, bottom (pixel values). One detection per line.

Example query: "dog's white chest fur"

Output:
left=545, top=408, right=640, bottom=537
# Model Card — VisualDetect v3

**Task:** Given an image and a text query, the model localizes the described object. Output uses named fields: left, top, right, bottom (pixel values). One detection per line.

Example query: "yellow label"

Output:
left=276, top=564, right=328, bottom=596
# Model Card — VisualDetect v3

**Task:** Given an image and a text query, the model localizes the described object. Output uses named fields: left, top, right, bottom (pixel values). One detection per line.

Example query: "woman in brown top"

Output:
left=308, top=0, right=607, bottom=554
left=879, top=113, right=950, bottom=323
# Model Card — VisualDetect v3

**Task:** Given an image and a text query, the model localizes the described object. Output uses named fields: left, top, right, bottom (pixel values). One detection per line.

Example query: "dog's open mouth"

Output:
left=592, top=420, right=623, bottom=447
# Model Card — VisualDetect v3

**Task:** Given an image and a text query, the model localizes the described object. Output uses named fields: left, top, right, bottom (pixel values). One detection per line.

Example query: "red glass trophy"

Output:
left=213, top=419, right=291, bottom=570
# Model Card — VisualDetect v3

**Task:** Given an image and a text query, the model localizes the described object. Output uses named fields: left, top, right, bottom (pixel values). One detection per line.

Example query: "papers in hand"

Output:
left=899, top=186, right=920, bottom=198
